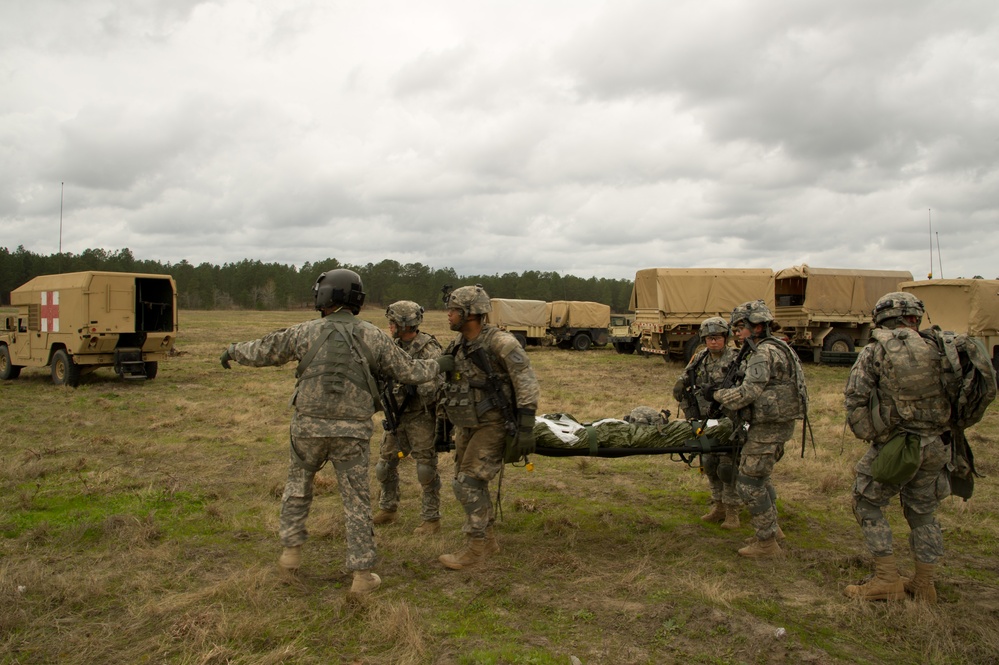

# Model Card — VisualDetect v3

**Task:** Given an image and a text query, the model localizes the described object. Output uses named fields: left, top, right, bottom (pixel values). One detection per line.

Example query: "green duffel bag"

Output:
left=870, top=432, right=922, bottom=485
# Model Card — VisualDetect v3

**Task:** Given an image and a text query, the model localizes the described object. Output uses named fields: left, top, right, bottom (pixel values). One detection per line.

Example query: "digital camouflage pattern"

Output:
left=228, top=310, right=441, bottom=570
left=443, top=324, right=539, bottom=538
left=674, top=346, right=740, bottom=504
left=714, top=337, right=806, bottom=541
left=376, top=331, right=444, bottom=521
left=845, top=327, right=952, bottom=564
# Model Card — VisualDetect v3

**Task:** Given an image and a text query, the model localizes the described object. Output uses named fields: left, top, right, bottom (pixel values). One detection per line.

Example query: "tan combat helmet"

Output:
left=872, top=291, right=925, bottom=327
left=699, top=316, right=731, bottom=338
left=385, top=300, right=424, bottom=330
left=446, top=285, right=492, bottom=316
left=730, top=299, right=774, bottom=327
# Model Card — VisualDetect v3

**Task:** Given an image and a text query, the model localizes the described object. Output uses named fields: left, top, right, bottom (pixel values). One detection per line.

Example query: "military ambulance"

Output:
left=0, top=271, right=177, bottom=386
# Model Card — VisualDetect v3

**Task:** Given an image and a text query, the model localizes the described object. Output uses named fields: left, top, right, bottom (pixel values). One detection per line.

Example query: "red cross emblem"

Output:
left=41, top=291, right=60, bottom=332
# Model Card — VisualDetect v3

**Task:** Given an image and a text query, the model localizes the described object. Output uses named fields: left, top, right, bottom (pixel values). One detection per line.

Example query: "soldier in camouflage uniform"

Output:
left=713, top=300, right=807, bottom=558
left=673, top=317, right=741, bottom=529
left=372, top=301, right=445, bottom=535
left=438, top=285, right=541, bottom=570
left=219, top=269, right=450, bottom=597
left=843, top=292, right=952, bottom=603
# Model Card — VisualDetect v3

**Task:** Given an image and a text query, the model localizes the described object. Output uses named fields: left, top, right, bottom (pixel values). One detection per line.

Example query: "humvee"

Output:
left=0, top=271, right=177, bottom=386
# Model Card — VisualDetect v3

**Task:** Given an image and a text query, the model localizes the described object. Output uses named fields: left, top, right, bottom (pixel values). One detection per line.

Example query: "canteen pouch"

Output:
left=870, top=432, right=921, bottom=486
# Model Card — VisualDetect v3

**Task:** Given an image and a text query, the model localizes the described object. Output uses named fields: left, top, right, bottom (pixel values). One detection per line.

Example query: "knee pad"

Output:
left=701, top=454, right=720, bottom=477
left=902, top=505, right=937, bottom=530
left=767, top=484, right=777, bottom=503
left=452, top=473, right=490, bottom=514
left=736, top=474, right=771, bottom=516
left=416, top=462, right=438, bottom=486
left=853, top=495, right=883, bottom=525
left=716, top=457, right=735, bottom=484
left=374, top=460, right=395, bottom=483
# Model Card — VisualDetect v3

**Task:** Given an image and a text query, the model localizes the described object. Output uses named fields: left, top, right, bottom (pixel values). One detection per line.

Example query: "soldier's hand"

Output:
left=220, top=346, right=234, bottom=370
left=515, top=408, right=537, bottom=457
left=435, top=355, right=455, bottom=373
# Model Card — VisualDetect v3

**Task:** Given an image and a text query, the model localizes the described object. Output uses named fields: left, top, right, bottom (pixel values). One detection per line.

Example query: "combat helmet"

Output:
left=385, top=300, right=424, bottom=330
left=730, top=299, right=774, bottom=327
left=624, top=406, right=668, bottom=426
left=872, top=291, right=925, bottom=327
left=699, top=316, right=731, bottom=338
left=314, top=269, right=365, bottom=314
left=445, top=285, right=492, bottom=316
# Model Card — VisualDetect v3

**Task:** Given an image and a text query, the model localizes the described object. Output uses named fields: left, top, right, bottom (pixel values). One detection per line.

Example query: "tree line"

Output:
left=0, top=245, right=635, bottom=312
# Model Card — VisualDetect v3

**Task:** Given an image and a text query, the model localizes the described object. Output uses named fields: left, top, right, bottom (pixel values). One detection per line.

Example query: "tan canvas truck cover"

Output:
left=548, top=301, right=611, bottom=328
left=775, top=265, right=912, bottom=316
left=487, top=298, right=548, bottom=327
left=629, top=268, right=775, bottom=322
left=901, top=279, right=999, bottom=337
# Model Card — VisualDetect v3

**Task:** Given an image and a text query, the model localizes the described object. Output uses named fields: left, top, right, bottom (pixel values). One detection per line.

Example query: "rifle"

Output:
left=687, top=338, right=756, bottom=438
left=380, top=380, right=417, bottom=433
left=468, top=347, right=518, bottom=443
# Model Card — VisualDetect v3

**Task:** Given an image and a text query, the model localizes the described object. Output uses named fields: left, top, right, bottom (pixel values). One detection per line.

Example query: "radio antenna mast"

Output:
left=926, top=208, right=933, bottom=279
left=936, top=231, right=943, bottom=279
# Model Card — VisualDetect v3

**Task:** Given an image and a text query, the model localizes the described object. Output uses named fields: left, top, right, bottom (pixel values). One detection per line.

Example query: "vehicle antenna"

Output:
left=936, top=231, right=944, bottom=279
left=926, top=208, right=933, bottom=279
left=59, top=182, right=64, bottom=271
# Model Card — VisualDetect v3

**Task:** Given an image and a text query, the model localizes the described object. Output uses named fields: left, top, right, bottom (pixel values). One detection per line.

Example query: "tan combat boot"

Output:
left=700, top=501, right=726, bottom=523
left=372, top=509, right=397, bottom=525
left=903, top=561, right=937, bottom=604
left=413, top=520, right=441, bottom=535
left=349, top=569, right=382, bottom=595
left=484, top=526, right=501, bottom=555
left=843, top=555, right=906, bottom=601
left=744, top=525, right=785, bottom=544
left=720, top=504, right=741, bottom=530
left=439, top=537, right=488, bottom=570
left=278, top=545, right=301, bottom=571
left=738, top=536, right=782, bottom=559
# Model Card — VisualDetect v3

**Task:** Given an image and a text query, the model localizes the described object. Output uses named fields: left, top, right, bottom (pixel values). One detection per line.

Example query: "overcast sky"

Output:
left=2, top=0, right=997, bottom=281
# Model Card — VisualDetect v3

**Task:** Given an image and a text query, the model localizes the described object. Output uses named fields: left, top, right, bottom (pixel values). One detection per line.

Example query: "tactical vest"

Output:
left=749, top=337, right=806, bottom=424
left=869, top=327, right=950, bottom=435
left=442, top=327, right=513, bottom=427
left=393, top=332, right=442, bottom=412
left=292, top=314, right=381, bottom=421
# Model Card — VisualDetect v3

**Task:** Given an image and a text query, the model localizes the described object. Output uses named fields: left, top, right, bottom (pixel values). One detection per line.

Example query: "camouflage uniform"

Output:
left=228, top=311, right=440, bottom=571
left=674, top=346, right=740, bottom=505
left=714, top=336, right=805, bottom=542
left=442, top=324, right=540, bottom=538
left=376, top=331, right=444, bottom=521
left=844, top=327, right=951, bottom=564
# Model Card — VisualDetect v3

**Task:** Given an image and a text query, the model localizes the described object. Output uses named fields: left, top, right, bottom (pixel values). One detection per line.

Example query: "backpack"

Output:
left=921, top=326, right=998, bottom=499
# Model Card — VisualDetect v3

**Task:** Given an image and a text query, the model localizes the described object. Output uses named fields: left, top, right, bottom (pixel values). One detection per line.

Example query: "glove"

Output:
left=220, top=345, right=234, bottom=369
left=515, top=408, right=537, bottom=457
left=435, top=354, right=455, bottom=373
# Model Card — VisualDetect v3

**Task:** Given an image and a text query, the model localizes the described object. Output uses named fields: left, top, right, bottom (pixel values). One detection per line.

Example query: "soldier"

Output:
left=372, top=301, right=445, bottom=535
left=673, top=316, right=741, bottom=529
left=438, top=285, right=540, bottom=570
left=219, top=269, right=451, bottom=597
left=713, top=300, right=808, bottom=558
left=842, top=292, right=952, bottom=603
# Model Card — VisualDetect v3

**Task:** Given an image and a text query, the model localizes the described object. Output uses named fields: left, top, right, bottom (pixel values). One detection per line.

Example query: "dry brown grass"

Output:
left=0, top=308, right=997, bottom=664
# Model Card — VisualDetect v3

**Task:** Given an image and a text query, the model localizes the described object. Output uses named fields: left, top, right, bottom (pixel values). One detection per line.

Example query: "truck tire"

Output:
left=823, top=331, right=855, bottom=354
left=572, top=333, right=592, bottom=351
left=144, top=361, right=159, bottom=380
left=613, top=342, right=635, bottom=354
left=0, top=345, right=21, bottom=380
left=683, top=336, right=704, bottom=364
left=51, top=349, right=81, bottom=387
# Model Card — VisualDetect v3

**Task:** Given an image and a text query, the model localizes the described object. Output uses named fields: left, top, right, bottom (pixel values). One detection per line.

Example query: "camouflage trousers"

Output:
left=279, top=435, right=377, bottom=571
left=852, top=435, right=950, bottom=563
left=376, top=411, right=441, bottom=521
left=736, top=425, right=792, bottom=541
left=452, top=416, right=505, bottom=539
left=702, top=452, right=740, bottom=505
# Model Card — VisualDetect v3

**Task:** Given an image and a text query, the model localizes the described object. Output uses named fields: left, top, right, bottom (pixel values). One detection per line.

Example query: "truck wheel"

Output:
left=512, top=332, right=528, bottom=349
left=683, top=336, right=705, bottom=364
left=144, top=361, right=159, bottom=380
left=51, top=349, right=81, bottom=387
left=613, top=342, right=635, bottom=354
left=572, top=333, right=592, bottom=351
left=0, top=345, right=21, bottom=380
left=823, top=332, right=855, bottom=354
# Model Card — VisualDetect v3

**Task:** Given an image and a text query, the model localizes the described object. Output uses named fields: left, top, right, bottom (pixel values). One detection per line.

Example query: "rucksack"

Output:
left=921, top=326, right=998, bottom=499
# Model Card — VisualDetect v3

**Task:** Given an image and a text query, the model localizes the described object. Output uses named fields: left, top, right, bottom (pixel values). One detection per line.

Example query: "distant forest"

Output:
left=0, top=246, right=635, bottom=312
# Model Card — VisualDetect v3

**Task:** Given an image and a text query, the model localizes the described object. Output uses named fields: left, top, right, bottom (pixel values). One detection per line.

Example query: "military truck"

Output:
left=548, top=300, right=611, bottom=351
left=485, top=298, right=548, bottom=348
left=775, top=265, right=913, bottom=364
left=901, top=278, right=999, bottom=375
left=609, top=313, right=641, bottom=354
left=0, top=271, right=177, bottom=386
left=630, top=268, right=775, bottom=362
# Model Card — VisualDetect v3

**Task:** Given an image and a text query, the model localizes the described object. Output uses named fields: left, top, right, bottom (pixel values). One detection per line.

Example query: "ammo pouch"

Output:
left=948, top=429, right=976, bottom=501
left=870, top=432, right=921, bottom=485
left=443, top=384, right=479, bottom=427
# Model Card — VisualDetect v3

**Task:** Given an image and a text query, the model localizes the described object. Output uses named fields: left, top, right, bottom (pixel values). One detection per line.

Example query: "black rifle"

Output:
left=467, top=347, right=518, bottom=443
left=380, top=380, right=417, bottom=433
left=685, top=338, right=756, bottom=439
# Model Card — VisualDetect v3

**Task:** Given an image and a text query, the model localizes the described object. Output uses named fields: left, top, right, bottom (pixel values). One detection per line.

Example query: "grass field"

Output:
left=1, top=309, right=998, bottom=664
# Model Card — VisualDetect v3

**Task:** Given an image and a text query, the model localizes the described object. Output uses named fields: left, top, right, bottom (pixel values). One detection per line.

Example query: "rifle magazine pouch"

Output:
left=443, top=384, right=479, bottom=427
left=870, top=432, right=921, bottom=486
